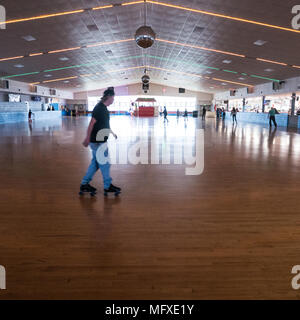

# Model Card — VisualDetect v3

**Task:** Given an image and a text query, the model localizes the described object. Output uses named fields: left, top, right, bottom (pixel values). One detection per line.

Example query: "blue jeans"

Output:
left=81, top=143, right=112, bottom=189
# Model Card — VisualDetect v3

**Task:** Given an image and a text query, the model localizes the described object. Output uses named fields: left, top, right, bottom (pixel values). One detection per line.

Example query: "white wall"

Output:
left=214, top=75, right=300, bottom=102
left=0, top=79, right=73, bottom=101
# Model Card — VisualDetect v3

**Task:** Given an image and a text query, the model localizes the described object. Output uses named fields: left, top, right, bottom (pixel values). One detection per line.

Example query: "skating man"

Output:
left=268, top=106, right=278, bottom=128
left=163, top=106, right=169, bottom=122
left=80, top=87, right=121, bottom=195
left=202, top=106, right=206, bottom=120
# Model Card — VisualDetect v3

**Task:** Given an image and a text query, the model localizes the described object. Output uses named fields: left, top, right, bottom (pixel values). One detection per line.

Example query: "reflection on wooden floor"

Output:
left=1, top=116, right=300, bottom=299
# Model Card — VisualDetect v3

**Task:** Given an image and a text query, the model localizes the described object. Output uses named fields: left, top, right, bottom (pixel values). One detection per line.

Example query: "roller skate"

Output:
left=79, top=183, right=97, bottom=197
left=104, top=184, right=121, bottom=197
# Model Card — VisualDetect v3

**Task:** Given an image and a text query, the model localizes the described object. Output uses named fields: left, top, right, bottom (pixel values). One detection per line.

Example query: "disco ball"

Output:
left=142, top=74, right=150, bottom=84
left=135, top=26, right=156, bottom=49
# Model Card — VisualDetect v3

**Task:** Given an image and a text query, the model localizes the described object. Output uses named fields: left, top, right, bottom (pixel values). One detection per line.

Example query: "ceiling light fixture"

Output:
left=135, top=0, right=156, bottom=48
left=48, top=47, right=81, bottom=54
left=121, top=1, right=145, bottom=6
left=1, top=0, right=300, bottom=37
left=59, top=57, right=69, bottom=61
left=29, top=52, right=43, bottom=57
left=0, top=55, right=24, bottom=62
left=22, top=35, right=36, bottom=41
left=1, top=9, right=85, bottom=26
left=254, top=40, right=267, bottom=46
left=92, top=4, right=114, bottom=10
left=43, top=76, right=78, bottom=83
left=1, top=71, right=39, bottom=79
left=147, top=0, right=300, bottom=34
left=256, top=57, right=287, bottom=66
left=213, top=77, right=254, bottom=87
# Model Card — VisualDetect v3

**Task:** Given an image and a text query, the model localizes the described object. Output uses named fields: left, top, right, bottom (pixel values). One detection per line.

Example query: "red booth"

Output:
left=135, top=98, right=157, bottom=117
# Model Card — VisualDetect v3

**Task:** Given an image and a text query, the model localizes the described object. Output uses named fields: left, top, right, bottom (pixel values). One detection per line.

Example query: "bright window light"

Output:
left=88, top=95, right=197, bottom=112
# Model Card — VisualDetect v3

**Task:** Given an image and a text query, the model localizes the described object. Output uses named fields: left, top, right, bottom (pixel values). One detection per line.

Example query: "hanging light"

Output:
left=142, top=74, right=150, bottom=84
left=135, top=0, right=156, bottom=49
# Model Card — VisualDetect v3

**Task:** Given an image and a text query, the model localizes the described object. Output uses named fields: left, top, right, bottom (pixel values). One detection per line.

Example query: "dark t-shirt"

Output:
left=90, top=102, right=110, bottom=143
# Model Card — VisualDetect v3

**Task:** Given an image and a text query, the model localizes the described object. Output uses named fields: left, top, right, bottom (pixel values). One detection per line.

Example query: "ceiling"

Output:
left=0, top=0, right=300, bottom=93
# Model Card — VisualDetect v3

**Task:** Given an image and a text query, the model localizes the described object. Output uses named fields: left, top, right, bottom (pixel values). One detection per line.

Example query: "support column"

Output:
left=262, top=96, right=265, bottom=113
left=242, top=98, right=245, bottom=112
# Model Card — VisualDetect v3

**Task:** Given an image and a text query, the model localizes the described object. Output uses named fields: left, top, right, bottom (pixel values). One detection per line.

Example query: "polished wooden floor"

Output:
left=1, top=116, right=300, bottom=299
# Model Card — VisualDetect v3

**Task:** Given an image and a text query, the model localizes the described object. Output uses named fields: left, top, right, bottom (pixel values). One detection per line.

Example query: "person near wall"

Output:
left=163, top=106, right=169, bottom=122
left=222, top=108, right=226, bottom=120
left=268, top=106, right=278, bottom=128
left=231, top=108, right=237, bottom=124
left=202, top=106, right=206, bottom=120
left=28, top=109, right=34, bottom=121
left=184, top=109, right=188, bottom=121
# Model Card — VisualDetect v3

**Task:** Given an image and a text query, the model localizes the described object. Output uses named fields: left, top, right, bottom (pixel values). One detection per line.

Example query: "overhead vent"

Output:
left=105, top=50, right=113, bottom=56
left=87, top=24, right=99, bottom=32
left=193, top=26, right=205, bottom=34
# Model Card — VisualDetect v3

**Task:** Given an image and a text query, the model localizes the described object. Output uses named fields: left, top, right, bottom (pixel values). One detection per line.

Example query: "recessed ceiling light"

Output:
left=76, top=85, right=81, bottom=87
left=63, top=80, right=70, bottom=83
left=221, top=83, right=227, bottom=85
left=59, top=57, right=69, bottom=61
left=193, top=26, right=205, bottom=34
left=22, top=35, right=36, bottom=41
left=210, top=86, right=214, bottom=89
left=44, top=74, right=52, bottom=77
left=238, top=77, right=245, bottom=80
left=254, top=40, right=267, bottom=46
left=264, top=68, right=274, bottom=72
left=205, top=70, right=212, bottom=74
left=87, top=24, right=99, bottom=32
left=105, top=50, right=113, bottom=56
left=14, top=64, right=24, bottom=68
left=222, top=60, right=232, bottom=64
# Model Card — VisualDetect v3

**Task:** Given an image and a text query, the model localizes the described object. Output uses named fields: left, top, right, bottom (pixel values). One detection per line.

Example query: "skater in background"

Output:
left=184, top=109, right=188, bottom=119
left=222, top=108, right=226, bottom=120
left=202, top=106, right=206, bottom=120
left=80, top=87, right=121, bottom=195
left=231, top=107, right=237, bottom=124
left=28, top=109, right=34, bottom=121
left=163, top=106, right=168, bottom=122
left=268, top=106, right=278, bottom=128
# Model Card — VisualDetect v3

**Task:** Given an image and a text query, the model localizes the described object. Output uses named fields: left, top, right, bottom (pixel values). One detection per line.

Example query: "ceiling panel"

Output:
left=0, top=0, right=299, bottom=93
